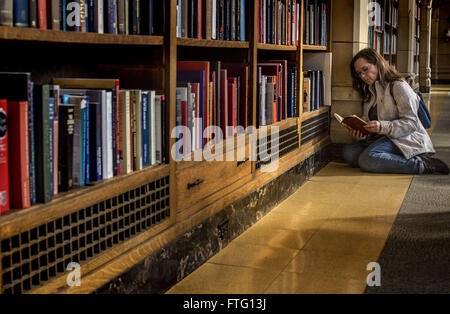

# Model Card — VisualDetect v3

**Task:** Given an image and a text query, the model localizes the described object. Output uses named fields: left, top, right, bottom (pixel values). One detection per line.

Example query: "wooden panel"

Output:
left=176, top=147, right=251, bottom=211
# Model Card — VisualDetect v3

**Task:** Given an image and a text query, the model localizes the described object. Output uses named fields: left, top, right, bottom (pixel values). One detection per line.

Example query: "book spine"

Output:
left=79, top=0, right=87, bottom=32
left=0, top=0, right=13, bottom=26
left=0, top=99, right=9, bottom=214
left=48, top=97, right=54, bottom=195
left=115, top=80, right=120, bottom=176
left=141, top=91, right=149, bottom=167
left=161, top=95, right=167, bottom=163
left=95, top=100, right=102, bottom=181
left=84, top=97, right=90, bottom=185
left=119, top=90, right=131, bottom=174
left=28, top=82, right=36, bottom=205
left=101, top=91, right=108, bottom=179
left=52, top=86, right=59, bottom=196
left=30, top=0, right=37, bottom=28
left=13, top=0, right=29, bottom=27
left=106, top=91, right=113, bottom=179
left=60, top=0, right=66, bottom=30
left=94, top=0, right=103, bottom=33
left=8, top=100, right=30, bottom=209
left=107, top=0, right=117, bottom=34
left=34, top=85, right=52, bottom=203
left=117, top=0, right=125, bottom=34
left=154, top=95, right=162, bottom=164
left=37, top=0, right=47, bottom=29
left=72, top=99, right=82, bottom=187
left=48, top=0, right=60, bottom=30
left=111, top=89, right=117, bottom=176
left=148, top=91, right=157, bottom=165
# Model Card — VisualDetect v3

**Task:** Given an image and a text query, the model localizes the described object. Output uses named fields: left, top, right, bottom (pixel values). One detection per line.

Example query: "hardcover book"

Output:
left=0, top=99, right=9, bottom=214
left=334, top=113, right=371, bottom=136
left=8, top=100, right=30, bottom=209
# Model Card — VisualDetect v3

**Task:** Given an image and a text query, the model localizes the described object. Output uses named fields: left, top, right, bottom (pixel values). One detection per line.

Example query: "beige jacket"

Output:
left=362, top=80, right=435, bottom=159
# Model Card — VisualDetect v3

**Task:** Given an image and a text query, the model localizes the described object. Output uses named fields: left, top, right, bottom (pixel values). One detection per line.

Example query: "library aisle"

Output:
left=166, top=86, right=450, bottom=294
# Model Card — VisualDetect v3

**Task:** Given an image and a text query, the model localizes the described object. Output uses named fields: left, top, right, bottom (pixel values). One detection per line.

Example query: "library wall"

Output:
left=330, top=0, right=367, bottom=144
left=431, top=3, right=450, bottom=82
left=397, top=0, right=416, bottom=76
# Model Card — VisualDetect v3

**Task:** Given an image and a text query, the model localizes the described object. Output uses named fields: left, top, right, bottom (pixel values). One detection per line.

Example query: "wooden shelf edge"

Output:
left=177, top=37, right=249, bottom=48
left=0, top=164, right=170, bottom=238
left=0, top=26, right=164, bottom=46
left=302, top=45, right=328, bottom=51
left=257, top=43, right=298, bottom=51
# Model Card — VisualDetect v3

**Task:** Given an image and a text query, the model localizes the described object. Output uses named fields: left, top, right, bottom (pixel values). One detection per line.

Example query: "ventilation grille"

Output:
left=0, top=175, right=170, bottom=294
left=301, top=112, right=329, bottom=145
left=256, top=124, right=299, bottom=170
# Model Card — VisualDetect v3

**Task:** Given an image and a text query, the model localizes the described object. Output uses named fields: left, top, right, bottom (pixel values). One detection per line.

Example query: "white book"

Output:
left=104, top=91, right=113, bottom=179
left=149, top=90, right=156, bottom=165
left=95, top=0, right=104, bottom=33
left=212, top=0, right=216, bottom=39
left=119, top=90, right=131, bottom=174
left=155, top=95, right=163, bottom=164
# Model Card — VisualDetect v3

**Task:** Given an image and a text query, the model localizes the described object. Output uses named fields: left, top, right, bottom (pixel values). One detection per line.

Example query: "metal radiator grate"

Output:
left=256, top=124, right=299, bottom=169
left=0, top=175, right=170, bottom=294
left=301, top=112, right=329, bottom=145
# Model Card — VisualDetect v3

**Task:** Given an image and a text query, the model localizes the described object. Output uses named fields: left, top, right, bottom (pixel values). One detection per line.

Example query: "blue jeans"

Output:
left=342, top=136, right=424, bottom=174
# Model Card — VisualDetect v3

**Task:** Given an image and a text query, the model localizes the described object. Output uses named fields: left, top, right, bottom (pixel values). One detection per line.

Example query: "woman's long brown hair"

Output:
left=350, top=48, right=403, bottom=102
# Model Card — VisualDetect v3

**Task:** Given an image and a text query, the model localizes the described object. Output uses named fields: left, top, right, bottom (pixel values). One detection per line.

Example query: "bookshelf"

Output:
left=367, top=0, right=398, bottom=68
left=0, top=0, right=332, bottom=294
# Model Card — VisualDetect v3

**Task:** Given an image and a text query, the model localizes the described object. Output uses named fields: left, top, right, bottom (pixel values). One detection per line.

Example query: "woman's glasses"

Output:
left=356, top=64, right=373, bottom=78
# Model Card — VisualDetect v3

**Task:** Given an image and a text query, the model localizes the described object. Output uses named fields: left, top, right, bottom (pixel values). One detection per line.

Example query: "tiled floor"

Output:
left=166, top=86, right=449, bottom=294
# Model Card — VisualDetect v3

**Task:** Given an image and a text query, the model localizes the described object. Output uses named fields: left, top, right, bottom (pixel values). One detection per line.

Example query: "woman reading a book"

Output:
left=342, top=48, right=448, bottom=175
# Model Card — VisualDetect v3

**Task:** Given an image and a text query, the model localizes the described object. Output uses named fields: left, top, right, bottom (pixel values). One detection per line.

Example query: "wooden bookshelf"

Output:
left=367, top=0, right=398, bottom=68
left=0, top=0, right=332, bottom=294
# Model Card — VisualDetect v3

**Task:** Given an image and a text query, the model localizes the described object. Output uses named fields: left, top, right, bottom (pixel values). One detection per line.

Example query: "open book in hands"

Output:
left=334, top=113, right=372, bottom=136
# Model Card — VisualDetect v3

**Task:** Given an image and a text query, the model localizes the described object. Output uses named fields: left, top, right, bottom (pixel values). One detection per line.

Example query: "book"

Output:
left=13, top=0, right=29, bottom=27
left=0, top=72, right=36, bottom=205
left=119, top=90, right=131, bottom=174
left=34, top=84, right=52, bottom=204
left=0, top=0, right=13, bottom=26
left=8, top=100, right=30, bottom=209
left=0, top=99, right=9, bottom=214
left=334, top=113, right=371, bottom=136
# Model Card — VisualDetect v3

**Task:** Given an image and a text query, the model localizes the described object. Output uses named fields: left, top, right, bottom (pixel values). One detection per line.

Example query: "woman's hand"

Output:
left=364, top=120, right=381, bottom=133
left=344, top=125, right=367, bottom=139
left=349, top=128, right=367, bottom=139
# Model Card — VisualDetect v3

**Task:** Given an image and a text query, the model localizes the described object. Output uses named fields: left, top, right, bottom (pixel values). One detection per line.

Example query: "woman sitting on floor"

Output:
left=342, top=48, right=449, bottom=175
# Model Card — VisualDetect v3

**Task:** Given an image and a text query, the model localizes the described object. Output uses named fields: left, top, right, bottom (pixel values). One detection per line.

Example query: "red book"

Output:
left=8, top=101, right=30, bottom=209
left=0, top=99, right=9, bottom=214
left=219, top=69, right=228, bottom=139
left=222, top=63, right=249, bottom=128
left=196, top=0, right=202, bottom=39
left=37, top=0, right=47, bottom=29
left=227, top=78, right=237, bottom=137
left=181, top=99, right=188, bottom=155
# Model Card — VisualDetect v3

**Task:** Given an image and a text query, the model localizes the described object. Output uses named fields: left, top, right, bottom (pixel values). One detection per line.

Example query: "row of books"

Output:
left=303, top=0, right=327, bottom=46
left=383, top=0, right=398, bottom=26
left=0, top=73, right=166, bottom=213
left=257, top=0, right=300, bottom=45
left=0, top=0, right=162, bottom=35
left=176, top=60, right=249, bottom=157
left=176, top=0, right=247, bottom=41
left=302, top=70, right=324, bottom=112
left=258, top=60, right=298, bottom=126
left=369, top=30, right=383, bottom=54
